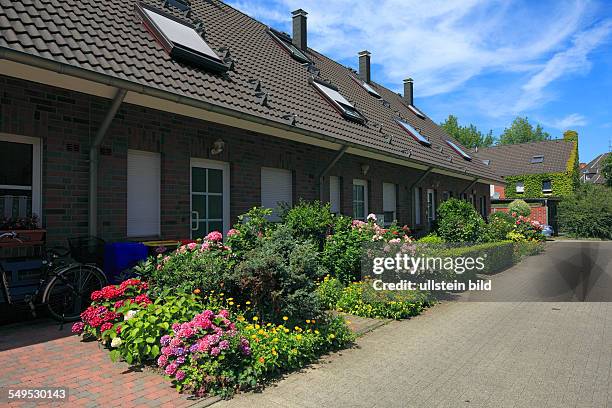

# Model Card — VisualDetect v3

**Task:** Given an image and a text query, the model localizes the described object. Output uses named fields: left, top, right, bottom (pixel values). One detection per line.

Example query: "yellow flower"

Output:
left=329, top=334, right=335, bottom=339
left=306, top=319, right=311, bottom=324
left=252, top=316, right=258, bottom=321
left=282, top=316, right=288, bottom=321
left=283, top=328, right=289, bottom=333
left=255, top=324, right=260, bottom=330
left=258, top=329, right=265, bottom=335
left=246, top=324, right=254, bottom=330
left=272, top=349, right=278, bottom=356
left=251, top=334, right=257, bottom=339
left=272, top=338, right=279, bottom=343
left=227, top=297, right=234, bottom=301
left=229, top=301, right=234, bottom=306
left=266, top=323, right=272, bottom=327
left=315, top=330, right=320, bottom=335
left=193, top=288, right=201, bottom=294
left=237, top=316, right=245, bottom=322
left=219, top=293, right=224, bottom=297
left=296, top=334, right=302, bottom=340
left=311, top=320, right=316, bottom=324
left=246, top=301, right=251, bottom=305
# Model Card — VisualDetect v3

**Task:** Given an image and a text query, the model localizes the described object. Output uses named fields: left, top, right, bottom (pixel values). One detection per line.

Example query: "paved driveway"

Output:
left=216, top=242, right=612, bottom=408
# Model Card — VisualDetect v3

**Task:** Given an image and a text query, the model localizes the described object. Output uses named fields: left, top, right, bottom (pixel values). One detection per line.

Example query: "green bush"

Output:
left=334, top=280, right=431, bottom=320
left=280, top=200, right=334, bottom=249
left=512, top=240, right=545, bottom=262
left=418, top=233, right=445, bottom=244
left=484, top=212, right=515, bottom=242
left=231, top=225, right=326, bottom=324
left=434, top=241, right=515, bottom=276
left=507, top=199, right=531, bottom=217
left=316, top=275, right=345, bottom=309
left=226, top=207, right=274, bottom=258
left=322, top=215, right=369, bottom=284
left=558, top=184, right=612, bottom=239
left=435, top=198, right=486, bottom=243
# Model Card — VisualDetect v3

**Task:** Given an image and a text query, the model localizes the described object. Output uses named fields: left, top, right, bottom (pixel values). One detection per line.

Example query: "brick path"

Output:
left=0, top=319, right=215, bottom=407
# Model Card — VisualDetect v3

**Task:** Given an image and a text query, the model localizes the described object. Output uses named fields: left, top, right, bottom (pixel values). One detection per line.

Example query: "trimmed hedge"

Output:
left=435, top=241, right=515, bottom=277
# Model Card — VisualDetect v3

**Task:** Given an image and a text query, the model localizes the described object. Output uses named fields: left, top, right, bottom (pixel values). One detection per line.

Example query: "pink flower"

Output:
left=165, top=362, right=178, bottom=376
left=210, top=347, right=221, bottom=356
left=157, top=355, right=168, bottom=367
left=175, top=370, right=186, bottom=381
left=187, top=242, right=198, bottom=251
left=205, top=231, right=223, bottom=242
left=218, top=309, right=229, bottom=318
left=367, top=213, right=377, bottom=222
left=71, top=322, right=84, bottom=334
left=100, top=322, right=113, bottom=332
left=200, top=242, right=209, bottom=251
left=227, top=229, right=239, bottom=237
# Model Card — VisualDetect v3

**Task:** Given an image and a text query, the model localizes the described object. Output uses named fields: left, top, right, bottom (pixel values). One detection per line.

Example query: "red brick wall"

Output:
left=491, top=205, right=547, bottom=225
left=1, top=76, right=491, bottom=243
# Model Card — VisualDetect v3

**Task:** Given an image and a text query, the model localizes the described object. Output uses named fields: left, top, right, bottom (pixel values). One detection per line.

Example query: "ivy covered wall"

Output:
left=504, top=131, right=579, bottom=199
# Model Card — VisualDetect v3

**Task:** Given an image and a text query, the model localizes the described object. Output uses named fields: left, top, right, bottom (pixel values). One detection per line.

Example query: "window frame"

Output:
left=542, top=180, right=552, bottom=193
left=531, top=155, right=544, bottom=164
left=127, top=150, right=161, bottom=238
left=407, top=104, right=426, bottom=119
left=382, top=182, right=397, bottom=227
left=516, top=181, right=525, bottom=193
left=0, top=133, right=41, bottom=223
left=426, top=188, right=436, bottom=223
left=396, top=118, right=431, bottom=146
left=349, top=75, right=381, bottom=98
left=352, top=179, right=368, bottom=221
left=445, top=139, right=472, bottom=161
left=311, top=78, right=367, bottom=124
left=329, top=176, right=341, bottom=214
left=190, top=158, right=231, bottom=236
left=260, top=167, right=293, bottom=221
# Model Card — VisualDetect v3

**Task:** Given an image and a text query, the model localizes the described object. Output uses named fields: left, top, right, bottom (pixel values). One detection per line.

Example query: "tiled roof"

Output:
left=0, top=0, right=502, bottom=182
left=477, top=139, right=575, bottom=177
left=582, top=152, right=609, bottom=184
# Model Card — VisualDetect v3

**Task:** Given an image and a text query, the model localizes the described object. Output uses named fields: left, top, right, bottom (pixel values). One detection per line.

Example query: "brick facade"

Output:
left=1, top=76, right=490, bottom=245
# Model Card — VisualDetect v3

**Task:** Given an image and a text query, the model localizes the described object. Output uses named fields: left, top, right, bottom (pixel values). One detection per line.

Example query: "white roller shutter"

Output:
left=329, top=176, right=340, bottom=214
left=383, top=183, right=396, bottom=213
left=127, top=150, right=160, bottom=237
left=261, top=167, right=292, bottom=220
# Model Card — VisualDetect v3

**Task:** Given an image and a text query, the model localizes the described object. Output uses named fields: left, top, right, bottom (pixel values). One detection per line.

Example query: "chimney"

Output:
left=292, top=9, right=308, bottom=51
left=403, top=78, right=414, bottom=105
left=358, top=50, right=371, bottom=83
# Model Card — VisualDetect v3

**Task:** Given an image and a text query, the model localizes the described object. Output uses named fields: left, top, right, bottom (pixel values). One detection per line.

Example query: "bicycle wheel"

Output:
left=43, top=264, right=107, bottom=322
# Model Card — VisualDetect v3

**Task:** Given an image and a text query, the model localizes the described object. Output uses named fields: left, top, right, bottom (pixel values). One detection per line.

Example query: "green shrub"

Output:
left=334, top=280, right=431, bottom=320
left=226, top=207, right=274, bottom=258
left=435, top=198, right=486, bottom=243
left=434, top=241, right=515, bottom=277
left=231, top=225, right=326, bottom=324
left=417, top=233, right=445, bottom=244
left=507, top=199, right=531, bottom=217
left=322, top=215, right=369, bottom=284
left=484, top=212, right=515, bottom=242
left=512, top=240, right=545, bottom=262
left=280, top=200, right=334, bottom=249
left=316, top=275, right=345, bottom=309
left=558, top=184, right=612, bottom=239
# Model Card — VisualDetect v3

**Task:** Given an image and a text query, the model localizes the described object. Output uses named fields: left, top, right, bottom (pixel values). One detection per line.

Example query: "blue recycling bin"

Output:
left=103, top=242, right=148, bottom=284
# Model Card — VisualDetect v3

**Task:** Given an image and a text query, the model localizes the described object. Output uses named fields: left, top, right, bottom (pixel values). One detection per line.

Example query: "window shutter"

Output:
left=127, top=150, right=160, bottom=237
left=329, top=176, right=340, bottom=213
left=383, top=183, right=396, bottom=213
left=261, top=167, right=292, bottom=220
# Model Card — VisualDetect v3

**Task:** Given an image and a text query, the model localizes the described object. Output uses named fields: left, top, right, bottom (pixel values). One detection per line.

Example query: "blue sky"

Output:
left=227, top=0, right=612, bottom=163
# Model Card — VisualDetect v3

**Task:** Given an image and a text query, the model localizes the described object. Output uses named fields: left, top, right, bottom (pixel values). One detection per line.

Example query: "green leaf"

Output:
left=109, top=350, right=120, bottom=362
left=145, top=337, right=155, bottom=344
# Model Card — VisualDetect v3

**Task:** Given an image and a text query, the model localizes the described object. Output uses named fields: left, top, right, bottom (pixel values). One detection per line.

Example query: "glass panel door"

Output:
left=352, top=180, right=367, bottom=221
left=426, top=189, right=435, bottom=223
left=191, top=164, right=226, bottom=239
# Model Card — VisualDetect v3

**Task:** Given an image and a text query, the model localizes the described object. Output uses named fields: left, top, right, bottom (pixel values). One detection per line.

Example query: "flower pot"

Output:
left=0, top=229, right=46, bottom=248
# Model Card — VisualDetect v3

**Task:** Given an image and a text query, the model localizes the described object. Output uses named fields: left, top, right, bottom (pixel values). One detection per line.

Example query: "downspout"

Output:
left=408, top=167, right=433, bottom=227
left=89, top=88, right=127, bottom=236
left=318, top=145, right=348, bottom=202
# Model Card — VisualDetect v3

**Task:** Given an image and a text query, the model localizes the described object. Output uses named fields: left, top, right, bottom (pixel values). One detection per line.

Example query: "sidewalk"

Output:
left=0, top=319, right=216, bottom=407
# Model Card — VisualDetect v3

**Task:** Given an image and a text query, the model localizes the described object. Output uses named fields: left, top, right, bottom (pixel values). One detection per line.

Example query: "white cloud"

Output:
left=228, top=0, right=610, bottom=118
left=547, top=113, right=588, bottom=129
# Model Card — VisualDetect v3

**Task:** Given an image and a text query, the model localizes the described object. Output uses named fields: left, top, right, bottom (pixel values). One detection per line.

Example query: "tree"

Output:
left=498, top=116, right=550, bottom=145
left=440, top=115, right=494, bottom=148
left=602, top=154, right=612, bottom=187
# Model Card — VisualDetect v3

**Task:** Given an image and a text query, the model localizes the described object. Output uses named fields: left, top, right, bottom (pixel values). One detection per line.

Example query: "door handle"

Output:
left=191, top=211, right=199, bottom=231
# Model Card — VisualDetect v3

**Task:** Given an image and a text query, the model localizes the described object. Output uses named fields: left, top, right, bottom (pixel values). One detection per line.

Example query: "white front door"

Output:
left=190, top=159, right=230, bottom=239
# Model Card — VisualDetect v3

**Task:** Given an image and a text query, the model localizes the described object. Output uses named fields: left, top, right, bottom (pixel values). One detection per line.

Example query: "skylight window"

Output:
left=445, top=140, right=472, bottom=161
left=396, top=119, right=430, bottom=146
left=268, top=28, right=310, bottom=63
left=350, top=76, right=381, bottom=98
left=531, top=155, right=544, bottom=163
left=136, top=4, right=228, bottom=72
left=311, top=79, right=366, bottom=123
left=407, top=104, right=425, bottom=119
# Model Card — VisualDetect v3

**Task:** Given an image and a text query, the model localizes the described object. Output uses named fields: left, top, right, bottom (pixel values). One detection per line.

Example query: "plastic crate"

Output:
left=103, top=242, right=148, bottom=284
left=68, top=236, right=105, bottom=267
left=0, top=258, right=44, bottom=303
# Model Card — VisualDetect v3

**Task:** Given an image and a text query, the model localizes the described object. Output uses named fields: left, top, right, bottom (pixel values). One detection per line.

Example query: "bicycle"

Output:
left=0, top=231, right=107, bottom=322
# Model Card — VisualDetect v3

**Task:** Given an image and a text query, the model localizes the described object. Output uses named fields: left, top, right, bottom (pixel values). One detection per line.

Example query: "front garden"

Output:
left=71, top=198, right=545, bottom=398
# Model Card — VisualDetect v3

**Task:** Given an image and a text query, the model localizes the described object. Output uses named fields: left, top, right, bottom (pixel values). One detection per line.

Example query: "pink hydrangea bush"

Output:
left=72, top=278, right=151, bottom=340
left=157, top=309, right=251, bottom=396
left=512, top=215, right=545, bottom=241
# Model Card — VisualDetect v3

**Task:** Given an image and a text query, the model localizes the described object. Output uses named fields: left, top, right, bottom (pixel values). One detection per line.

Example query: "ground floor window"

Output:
left=0, top=134, right=41, bottom=222
left=426, top=188, right=436, bottom=224
left=191, top=159, right=230, bottom=238
left=479, top=195, right=487, bottom=218
left=382, top=182, right=396, bottom=226
left=127, top=150, right=160, bottom=237
left=329, top=176, right=341, bottom=214
left=261, top=167, right=292, bottom=221
left=352, top=179, right=368, bottom=221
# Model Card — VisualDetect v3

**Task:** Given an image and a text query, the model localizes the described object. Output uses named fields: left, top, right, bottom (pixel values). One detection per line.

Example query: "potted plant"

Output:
left=0, top=214, right=46, bottom=247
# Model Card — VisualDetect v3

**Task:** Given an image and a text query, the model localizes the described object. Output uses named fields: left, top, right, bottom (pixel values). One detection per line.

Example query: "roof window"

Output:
left=407, top=104, right=425, bottom=119
left=311, top=78, right=366, bottom=123
left=396, top=119, right=430, bottom=146
left=531, top=155, right=544, bottom=164
left=350, top=76, right=381, bottom=98
left=268, top=28, right=310, bottom=63
left=445, top=140, right=472, bottom=161
left=136, top=3, right=228, bottom=72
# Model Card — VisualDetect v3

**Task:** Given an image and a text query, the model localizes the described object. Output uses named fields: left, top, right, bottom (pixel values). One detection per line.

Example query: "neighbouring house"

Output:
left=581, top=152, right=610, bottom=184
left=477, top=132, right=579, bottom=232
left=0, top=0, right=501, bottom=247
